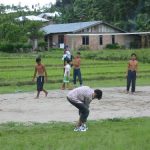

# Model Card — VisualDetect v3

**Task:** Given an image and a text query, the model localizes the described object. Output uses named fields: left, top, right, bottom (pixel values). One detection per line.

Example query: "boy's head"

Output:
left=94, top=89, right=103, bottom=100
left=36, top=57, right=41, bottom=64
left=76, top=51, right=81, bottom=58
left=131, top=53, right=137, bottom=60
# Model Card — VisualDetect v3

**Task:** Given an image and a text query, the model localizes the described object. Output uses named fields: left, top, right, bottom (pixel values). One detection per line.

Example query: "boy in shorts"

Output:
left=126, top=53, right=138, bottom=94
left=32, top=57, right=48, bottom=98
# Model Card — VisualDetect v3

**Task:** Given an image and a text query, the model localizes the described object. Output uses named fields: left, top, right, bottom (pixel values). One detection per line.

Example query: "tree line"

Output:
left=55, top=0, right=150, bottom=32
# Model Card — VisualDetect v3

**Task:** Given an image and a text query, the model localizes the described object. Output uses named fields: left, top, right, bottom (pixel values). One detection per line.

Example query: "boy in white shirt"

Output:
left=62, top=60, right=71, bottom=90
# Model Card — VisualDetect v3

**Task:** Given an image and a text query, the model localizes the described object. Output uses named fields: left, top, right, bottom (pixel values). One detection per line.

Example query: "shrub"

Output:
left=78, top=45, right=90, bottom=51
left=0, top=42, right=32, bottom=53
left=38, top=41, right=47, bottom=47
left=0, top=42, right=15, bottom=53
left=49, top=48, right=63, bottom=51
left=105, top=43, right=120, bottom=49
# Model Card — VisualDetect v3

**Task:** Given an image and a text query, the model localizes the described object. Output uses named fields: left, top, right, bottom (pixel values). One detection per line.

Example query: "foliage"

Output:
left=105, top=43, right=120, bottom=49
left=55, top=0, right=150, bottom=31
left=0, top=6, right=47, bottom=50
left=78, top=45, right=90, bottom=51
left=0, top=42, right=32, bottom=53
left=83, top=49, right=150, bottom=63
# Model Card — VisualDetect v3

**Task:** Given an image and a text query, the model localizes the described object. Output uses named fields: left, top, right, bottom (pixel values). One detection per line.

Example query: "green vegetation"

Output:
left=0, top=118, right=150, bottom=150
left=55, top=0, right=150, bottom=32
left=0, top=1, right=150, bottom=53
left=0, top=49, right=150, bottom=94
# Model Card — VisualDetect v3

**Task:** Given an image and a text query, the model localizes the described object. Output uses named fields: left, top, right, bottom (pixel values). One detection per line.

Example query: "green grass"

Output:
left=0, top=118, right=150, bottom=150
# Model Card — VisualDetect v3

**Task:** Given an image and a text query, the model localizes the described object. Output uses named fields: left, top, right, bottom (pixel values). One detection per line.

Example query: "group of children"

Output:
left=32, top=51, right=138, bottom=98
left=61, top=50, right=83, bottom=90
left=32, top=51, right=138, bottom=131
left=32, top=48, right=83, bottom=98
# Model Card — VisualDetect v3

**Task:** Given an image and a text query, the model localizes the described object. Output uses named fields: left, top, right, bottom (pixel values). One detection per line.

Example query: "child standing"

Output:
left=126, top=53, right=138, bottom=94
left=62, top=60, right=71, bottom=90
left=73, top=52, right=82, bottom=87
left=32, top=57, right=48, bottom=98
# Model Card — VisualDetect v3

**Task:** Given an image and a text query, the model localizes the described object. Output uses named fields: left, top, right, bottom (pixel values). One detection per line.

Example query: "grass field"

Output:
left=0, top=49, right=150, bottom=94
left=0, top=118, right=150, bottom=150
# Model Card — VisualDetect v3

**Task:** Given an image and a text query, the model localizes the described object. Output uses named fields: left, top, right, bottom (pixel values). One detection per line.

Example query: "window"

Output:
left=58, top=35, right=64, bottom=44
left=112, top=35, right=115, bottom=44
left=82, top=36, right=89, bottom=45
left=99, top=35, right=103, bottom=45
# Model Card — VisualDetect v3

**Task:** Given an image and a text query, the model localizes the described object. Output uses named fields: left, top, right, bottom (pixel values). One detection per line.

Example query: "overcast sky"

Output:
left=0, top=0, right=56, bottom=7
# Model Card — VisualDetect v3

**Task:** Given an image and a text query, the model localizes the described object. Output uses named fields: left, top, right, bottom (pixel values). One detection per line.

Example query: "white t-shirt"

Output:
left=64, top=64, right=71, bottom=76
left=67, top=86, right=94, bottom=106
left=62, top=50, right=71, bottom=60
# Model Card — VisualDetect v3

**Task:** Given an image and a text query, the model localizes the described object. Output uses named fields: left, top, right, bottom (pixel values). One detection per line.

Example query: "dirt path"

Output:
left=0, top=86, right=150, bottom=123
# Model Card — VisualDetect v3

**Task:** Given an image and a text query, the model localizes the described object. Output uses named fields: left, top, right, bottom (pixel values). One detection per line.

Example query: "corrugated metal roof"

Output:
left=41, top=21, right=101, bottom=34
left=15, top=15, right=49, bottom=22
left=38, top=12, right=60, bottom=18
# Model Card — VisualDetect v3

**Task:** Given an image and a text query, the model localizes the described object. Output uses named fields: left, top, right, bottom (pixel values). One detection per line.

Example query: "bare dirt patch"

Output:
left=0, top=86, right=150, bottom=123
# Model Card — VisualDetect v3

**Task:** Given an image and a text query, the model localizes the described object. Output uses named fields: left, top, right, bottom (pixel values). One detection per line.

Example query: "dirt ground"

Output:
left=0, top=86, right=150, bottom=123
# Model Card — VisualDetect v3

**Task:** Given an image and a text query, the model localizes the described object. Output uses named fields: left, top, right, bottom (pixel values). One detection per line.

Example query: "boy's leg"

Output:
left=43, top=89, right=48, bottom=96
left=131, top=71, right=136, bottom=93
left=127, top=71, right=132, bottom=92
left=61, top=83, right=65, bottom=90
left=66, top=83, right=69, bottom=89
left=73, top=69, right=77, bottom=85
left=77, top=69, right=83, bottom=86
left=67, top=98, right=89, bottom=128
left=41, top=76, right=47, bottom=96
left=36, top=91, right=40, bottom=99
left=36, top=77, right=41, bottom=98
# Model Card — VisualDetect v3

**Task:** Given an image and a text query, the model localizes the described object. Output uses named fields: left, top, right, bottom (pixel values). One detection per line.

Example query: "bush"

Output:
left=82, top=49, right=150, bottom=63
left=0, top=42, right=32, bottom=53
left=78, top=45, right=90, bottom=51
left=48, top=48, right=63, bottom=51
left=38, top=41, right=47, bottom=47
left=105, top=43, right=120, bottom=49
left=0, top=42, right=15, bottom=53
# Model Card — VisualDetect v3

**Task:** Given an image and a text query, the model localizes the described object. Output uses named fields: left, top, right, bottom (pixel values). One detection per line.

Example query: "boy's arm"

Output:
left=126, top=61, right=130, bottom=77
left=136, top=62, right=138, bottom=75
left=43, top=65, right=48, bottom=82
left=32, top=67, right=37, bottom=81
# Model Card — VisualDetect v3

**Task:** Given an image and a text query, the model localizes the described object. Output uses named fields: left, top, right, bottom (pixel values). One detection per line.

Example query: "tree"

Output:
left=26, top=21, right=45, bottom=50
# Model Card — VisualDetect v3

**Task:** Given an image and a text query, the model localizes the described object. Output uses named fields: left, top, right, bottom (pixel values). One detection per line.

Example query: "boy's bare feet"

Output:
left=35, top=96, right=39, bottom=99
left=126, top=91, right=129, bottom=94
left=45, top=92, right=48, bottom=97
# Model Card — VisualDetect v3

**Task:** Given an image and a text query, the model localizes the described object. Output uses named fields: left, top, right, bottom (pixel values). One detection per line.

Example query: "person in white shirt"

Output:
left=62, top=60, right=71, bottom=90
left=67, top=86, right=102, bottom=131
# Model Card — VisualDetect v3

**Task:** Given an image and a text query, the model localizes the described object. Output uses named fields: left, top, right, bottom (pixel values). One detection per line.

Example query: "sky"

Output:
left=0, top=0, right=56, bottom=8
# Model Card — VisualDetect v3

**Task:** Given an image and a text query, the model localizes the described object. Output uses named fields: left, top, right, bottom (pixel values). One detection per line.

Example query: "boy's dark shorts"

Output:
left=37, top=76, right=44, bottom=91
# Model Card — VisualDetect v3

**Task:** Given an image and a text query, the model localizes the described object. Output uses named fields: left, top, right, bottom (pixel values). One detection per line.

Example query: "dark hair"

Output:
left=66, top=59, right=70, bottom=64
left=36, top=57, right=41, bottom=63
left=131, top=53, right=136, bottom=57
left=94, top=89, right=102, bottom=100
left=77, top=52, right=81, bottom=55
